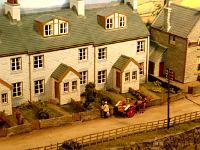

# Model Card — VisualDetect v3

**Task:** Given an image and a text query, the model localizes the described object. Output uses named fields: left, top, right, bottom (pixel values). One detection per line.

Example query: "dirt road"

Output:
left=1, top=98, right=200, bottom=150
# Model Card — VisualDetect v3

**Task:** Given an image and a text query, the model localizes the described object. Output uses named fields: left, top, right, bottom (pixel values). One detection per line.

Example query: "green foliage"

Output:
left=152, top=4, right=162, bottom=17
left=131, top=90, right=143, bottom=100
left=36, top=108, right=49, bottom=119
left=84, top=82, right=97, bottom=108
left=99, top=90, right=121, bottom=102
left=34, top=100, right=46, bottom=107
left=153, top=80, right=162, bottom=87
left=92, top=98, right=102, bottom=109
left=59, top=140, right=81, bottom=150
left=17, top=102, right=31, bottom=110
left=170, top=88, right=176, bottom=94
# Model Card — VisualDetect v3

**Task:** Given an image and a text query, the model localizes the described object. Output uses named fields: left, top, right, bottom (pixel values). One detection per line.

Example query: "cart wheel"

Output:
left=127, top=107, right=136, bottom=118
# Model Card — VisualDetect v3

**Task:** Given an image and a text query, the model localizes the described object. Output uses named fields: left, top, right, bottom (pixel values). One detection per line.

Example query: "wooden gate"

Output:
left=73, top=113, right=81, bottom=121
left=116, top=71, right=120, bottom=88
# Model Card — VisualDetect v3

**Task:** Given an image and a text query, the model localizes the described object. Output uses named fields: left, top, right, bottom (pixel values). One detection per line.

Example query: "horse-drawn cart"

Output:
left=115, top=97, right=151, bottom=118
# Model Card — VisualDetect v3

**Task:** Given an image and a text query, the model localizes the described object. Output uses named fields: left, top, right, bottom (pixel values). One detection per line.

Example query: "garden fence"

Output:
left=26, top=111, right=200, bottom=150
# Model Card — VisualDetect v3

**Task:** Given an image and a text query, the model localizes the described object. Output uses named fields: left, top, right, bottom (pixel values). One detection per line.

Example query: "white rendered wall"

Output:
left=124, top=0, right=137, bottom=10
left=5, top=3, right=20, bottom=21
left=0, top=84, right=12, bottom=115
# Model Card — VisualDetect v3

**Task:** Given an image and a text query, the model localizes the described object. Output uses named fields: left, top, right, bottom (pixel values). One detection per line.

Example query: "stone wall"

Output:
left=189, top=83, right=200, bottom=95
left=7, top=123, right=32, bottom=137
left=105, top=126, right=200, bottom=150
left=39, top=115, right=73, bottom=129
left=80, top=109, right=101, bottom=121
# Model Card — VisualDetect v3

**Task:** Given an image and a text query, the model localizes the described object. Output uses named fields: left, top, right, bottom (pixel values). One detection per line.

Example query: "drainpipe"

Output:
left=182, top=39, right=188, bottom=83
left=29, top=54, right=32, bottom=101
left=146, top=36, right=149, bottom=83
left=94, top=46, right=96, bottom=85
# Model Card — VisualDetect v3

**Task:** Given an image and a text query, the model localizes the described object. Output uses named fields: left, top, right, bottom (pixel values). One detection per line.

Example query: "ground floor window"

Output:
left=34, top=80, right=44, bottom=94
left=139, top=62, right=144, bottom=75
left=125, top=72, right=130, bottom=82
left=196, top=57, right=200, bottom=71
left=72, top=81, right=77, bottom=91
left=12, top=82, right=22, bottom=97
left=132, top=71, right=137, bottom=80
left=1, top=93, right=7, bottom=103
left=64, top=82, right=69, bottom=92
left=80, top=71, right=88, bottom=85
left=98, top=70, right=107, bottom=84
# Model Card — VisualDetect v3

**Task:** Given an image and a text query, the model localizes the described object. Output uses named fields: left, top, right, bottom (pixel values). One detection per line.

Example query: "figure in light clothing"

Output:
left=103, top=101, right=109, bottom=118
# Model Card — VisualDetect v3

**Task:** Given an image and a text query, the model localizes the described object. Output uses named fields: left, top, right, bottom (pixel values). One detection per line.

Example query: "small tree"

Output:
left=152, top=4, right=162, bottom=17
left=84, top=82, right=97, bottom=109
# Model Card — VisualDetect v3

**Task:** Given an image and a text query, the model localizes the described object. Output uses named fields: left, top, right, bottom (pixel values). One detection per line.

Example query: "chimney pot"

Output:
left=124, top=0, right=138, bottom=11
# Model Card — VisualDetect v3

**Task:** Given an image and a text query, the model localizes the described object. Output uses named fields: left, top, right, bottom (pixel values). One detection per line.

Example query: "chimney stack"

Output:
left=124, top=0, right=138, bottom=11
left=162, top=6, right=172, bottom=32
left=70, top=0, right=85, bottom=16
left=165, top=0, right=173, bottom=6
left=5, top=0, right=20, bottom=21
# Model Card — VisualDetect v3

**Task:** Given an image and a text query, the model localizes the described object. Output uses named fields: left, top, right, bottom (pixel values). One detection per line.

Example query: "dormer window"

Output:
left=98, top=9, right=127, bottom=30
left=35, top=14, right=69, bottom=38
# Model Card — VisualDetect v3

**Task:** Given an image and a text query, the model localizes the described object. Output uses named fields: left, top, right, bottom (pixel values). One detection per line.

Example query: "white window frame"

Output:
left=80, top=71, right=88, bottom=85
left=64, top=82, right=69, bottom=92
left=98, top=48, right=107, bottom=60
left=11, top=57, right=21, bottom=71
left=1, top=93, right=7, bottom=104
left=72, top=81, right=77, bottom=91
left=34, top=55, right=44, bottom=69
left=44, top=24, right=53, bottom=36
left=139, top=63, right=144, bottom=75
left=59, top=22, right=68, bottom=34
left=79, top=48, right=88, bottom=61
left=34, top=80, right=45, bottom=95
left=12, top=82, right=22, bottom=97
left=125, top=72, right=130, bottom=82
left=119, top=16, right=126, bottom=27
left=137, top=41, right=145, bottom=52
left=98, top=70, right=107, bottom=84
left=132, top=71, right=137, bottom=80
left=106, top=18, right=114, bottom=29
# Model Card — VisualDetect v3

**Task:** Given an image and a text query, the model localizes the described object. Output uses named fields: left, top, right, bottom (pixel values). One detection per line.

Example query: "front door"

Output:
left=116, top=71, right=120, bottom=88
left=149, top=61, right=154, bottom=74
left=55, top=81, right=59, bottom=99
left=159, top=62, right=164, bottom=76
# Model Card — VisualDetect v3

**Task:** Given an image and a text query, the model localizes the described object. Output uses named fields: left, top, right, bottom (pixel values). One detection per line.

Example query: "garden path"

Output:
left=46, top=103, right=70, bottom=116
left=139, top=85, right=161, bottom=99
left=108, top=91, right=126, bottom=101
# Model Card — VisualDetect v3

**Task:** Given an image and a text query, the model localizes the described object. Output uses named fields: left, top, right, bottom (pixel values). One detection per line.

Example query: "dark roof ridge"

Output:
left=171, top=3, right=200, bottom=12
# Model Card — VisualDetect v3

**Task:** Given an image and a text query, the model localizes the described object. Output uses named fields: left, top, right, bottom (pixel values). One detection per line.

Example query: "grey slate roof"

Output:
left=97, top=9, right=116, bottom=17
left=0, top=4, right=150, bottom=56
left=35, top=14, right=58, bottom=23
left=149, top=41, right=167, bottom=63
left=51, top=63, right=70, bottom=80
left=113, top=55, right=130, bottom=70
left=151, top=3, right=200, bottom=38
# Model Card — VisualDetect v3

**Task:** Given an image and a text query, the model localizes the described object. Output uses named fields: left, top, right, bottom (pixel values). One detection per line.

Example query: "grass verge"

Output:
left=99, top=90, right=121, bottom=102
left=82, top=121, right=200, bottom=150
left=60, top=104, right=80, bottom=115
left=19, top=108, right=39, bottom=122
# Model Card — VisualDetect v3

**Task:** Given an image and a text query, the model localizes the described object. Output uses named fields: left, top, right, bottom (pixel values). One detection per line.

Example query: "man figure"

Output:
left=15, top=109, right=21, bottom=125
left=103, top=101, right=109, bottom=118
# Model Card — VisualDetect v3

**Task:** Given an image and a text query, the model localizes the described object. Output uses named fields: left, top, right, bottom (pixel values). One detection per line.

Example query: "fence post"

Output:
left=184, top=114, right=186, bottom=123
left=156, top=120, right=159, bottom=131
left=57, top=143, right=58, bottom=150
left=179, top=115, right=181, bottom=124
left=138, top=123, right=141, bottom=134
left=108, top=130, right=110, bottom=141
left=89, top=134, right=91, bottom=146
left=174, top=116, right=176, bottom=127
left=96, top=132, right=98, bottom=145
left=190, top=112, right=192, bottom=122
left=102, top=131, right=104, bottom=143
left=127, top=126, right=130, bottom=137
left=50, top=144, right=52, bottom=150
left=151, top=122, right=153, bottom=131
left=115, top=129, right=117, bottom=139
left=82, top=136, right=84, bottom=148
left=121, top=127, right=123, bottom=138
left=195, top=111, right=197, bottom=121
left=145, top=122, right=148, bottom=133
left=163, top=119, right=165, bottom=128
left=44, top=146, right=46, bottom=150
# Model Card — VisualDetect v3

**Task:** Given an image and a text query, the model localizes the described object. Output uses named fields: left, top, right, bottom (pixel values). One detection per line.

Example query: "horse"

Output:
left=134, top=96, right=151, bottom=113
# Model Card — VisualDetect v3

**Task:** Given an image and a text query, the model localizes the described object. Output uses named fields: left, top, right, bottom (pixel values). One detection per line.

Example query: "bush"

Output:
left=17, top=102, right=31, bottom=110
left=36, top=108, right=49, bottom=119
left=84, top=82, right=97, bottom=108
left=130, top=90, right=144, bottom=100
left=59, top=140, right=81, bottom=150
left=34, top=100, right=46, bottom=107
left=153, top=80, right=162, bottom=87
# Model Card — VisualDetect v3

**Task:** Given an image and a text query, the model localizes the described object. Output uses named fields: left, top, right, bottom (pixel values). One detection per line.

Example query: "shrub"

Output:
left=153, top=80, right=162, bottom=87
left=59, top=140, right=81, bottom=150
left=131, top=90, right=143, bottom=100
left=84, top=82, right=97, bottom=108
left=17, top=102, right=31, bottom=110
left=36, top=108, right=49, bottom=119
left=170, top=88, right=176, bottom=94
left=34, top=100, right=46, bottom=107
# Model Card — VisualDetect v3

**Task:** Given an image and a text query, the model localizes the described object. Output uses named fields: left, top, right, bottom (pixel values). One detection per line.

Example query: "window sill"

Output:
left=97, top=82, right=106, bottom=85
left=34, top=93, right=45, bottom=96
left=33, top=68, right=45, bottom=72
left=1, top=103, right=10, bottom=106
left=10, top=70, right=23, bottom=74
left=78, top=60, right=89, bottom=63
left=12, top=96, right=23, bottom=100
left=136, top=51, right=145, bottom=54
left=97, top=59, right=107, bottom=62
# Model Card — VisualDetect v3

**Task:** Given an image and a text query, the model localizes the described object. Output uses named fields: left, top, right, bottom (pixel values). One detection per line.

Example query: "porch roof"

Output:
left=0, top=78, right=14, bottom=90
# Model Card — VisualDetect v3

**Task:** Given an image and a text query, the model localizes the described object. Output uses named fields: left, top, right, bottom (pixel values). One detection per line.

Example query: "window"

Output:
left=132, top=71, right=137, bottom=80
left=139, top=63, right=144, bottom=75
left=34, top=80, right=44, bottom=94
left=59, top=22, right=68, bottom=34
left=12, top=82, right=22, bottom=97
left=169, top=35, right=176, bottom=45
left=79, top=48, right=87, bottom=61
left=2, top=93, right=7, bottom=104
left=64, top=82, right=69, bottom=92
left=137, top=41, right=145, bottom=52
left=106, top=18, right=113, bottom=29
left=72, top=81, right=77, bottom=91
left=125, top=72, right=130, bottom=82
left=98, top=70, right=107, bottom=84
left=196, top=57, right=200, bottom=71
left=98, top=48, right=107, bottom=60
left=11, top=57, right=21, bottom=71
left=34, top=55, right=44, bottom=69
left=119, top=16, right=125, bottom=27
left=80, top=71, right=88, bottom=85
left=45, top=24, right=53, bottom=36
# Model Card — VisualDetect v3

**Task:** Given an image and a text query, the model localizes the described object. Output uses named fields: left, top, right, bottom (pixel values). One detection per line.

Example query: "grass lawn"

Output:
left=60, top=104, right=80, bottom=115
left=8, top=114, right=18, bottom=124
left=19, top=108, right=39, bottom=122
left=142, top=81, right=175, bottom=97
left=34, top=101, right=63, bottom=118
left=82, top=121, right=200, bottom=150
left=99, top=90, right=121, bottom=102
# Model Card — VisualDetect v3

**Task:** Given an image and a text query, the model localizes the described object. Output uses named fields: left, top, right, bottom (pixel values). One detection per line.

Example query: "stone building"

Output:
left=0, top=0, right=150, bottom=115
left=150, top=0, right=200, bottom=83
